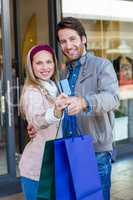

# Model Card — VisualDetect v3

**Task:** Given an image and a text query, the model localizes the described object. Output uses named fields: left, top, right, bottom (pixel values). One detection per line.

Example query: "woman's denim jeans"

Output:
left=21, top=177, right=39, bottom=200
left=95, top=152, right=112, bottom=200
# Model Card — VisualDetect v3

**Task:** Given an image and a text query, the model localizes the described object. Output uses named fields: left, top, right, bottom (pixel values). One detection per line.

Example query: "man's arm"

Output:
left=67, top=59, right=120, bottom=115
left=86, top=59, right=120, bottom=113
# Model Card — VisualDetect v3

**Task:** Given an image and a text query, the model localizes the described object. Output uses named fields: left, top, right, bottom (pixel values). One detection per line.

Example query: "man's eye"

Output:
left=60, top=40, right=65, bottom=45
left=70, top=37, right=76, bottom=41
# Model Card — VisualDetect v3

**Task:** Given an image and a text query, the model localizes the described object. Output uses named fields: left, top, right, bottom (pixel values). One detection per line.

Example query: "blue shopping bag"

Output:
left=54, top=115, right=103, bottom=200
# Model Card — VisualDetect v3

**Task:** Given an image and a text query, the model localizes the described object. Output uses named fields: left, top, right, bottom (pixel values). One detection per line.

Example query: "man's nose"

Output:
left=66, top=41, right=72, bottom=49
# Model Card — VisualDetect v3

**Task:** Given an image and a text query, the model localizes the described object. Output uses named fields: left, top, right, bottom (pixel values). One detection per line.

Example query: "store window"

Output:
left=62, top=0, right=133, bottom=157
left=79, top=19, right=133, bottom=143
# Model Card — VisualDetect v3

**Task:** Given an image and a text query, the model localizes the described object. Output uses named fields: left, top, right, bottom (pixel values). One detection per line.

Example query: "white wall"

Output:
left=62, top=0, right=133, bottom=22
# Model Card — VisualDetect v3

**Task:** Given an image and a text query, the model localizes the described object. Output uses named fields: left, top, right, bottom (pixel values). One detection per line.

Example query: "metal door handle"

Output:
left=0, top=80, right=5, bottom=126
left=1, top=95, right=5, bottom=113
left=7, top=80, right=12, bottom=127
left=16, top=77, right=20, bottom=116
left=0, top=95, right=5, bottom=126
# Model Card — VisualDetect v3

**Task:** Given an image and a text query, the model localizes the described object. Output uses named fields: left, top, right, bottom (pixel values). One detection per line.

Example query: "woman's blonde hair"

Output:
left=19, top=44, right=57, bottom=118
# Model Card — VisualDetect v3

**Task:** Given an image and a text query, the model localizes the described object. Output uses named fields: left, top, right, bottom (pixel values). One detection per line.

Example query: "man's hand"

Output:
left=67, top=96, right=87, bottom=115
left=27, top=123, right=37, bottom=139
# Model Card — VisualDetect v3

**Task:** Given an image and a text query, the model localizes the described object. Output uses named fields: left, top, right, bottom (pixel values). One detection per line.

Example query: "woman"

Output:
left=19, top=44, right=67, bottom=200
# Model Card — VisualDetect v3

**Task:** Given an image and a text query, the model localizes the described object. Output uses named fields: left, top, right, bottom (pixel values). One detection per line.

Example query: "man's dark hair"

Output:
left=56, top=17, right=87, bottom=48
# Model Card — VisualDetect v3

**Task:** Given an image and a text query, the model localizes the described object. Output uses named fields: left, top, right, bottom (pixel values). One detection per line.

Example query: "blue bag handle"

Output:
left=63, top=110, right=83, bottom=139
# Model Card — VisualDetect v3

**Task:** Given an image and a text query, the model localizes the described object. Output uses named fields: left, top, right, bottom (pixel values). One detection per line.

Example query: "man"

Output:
left=55, top=17, right=120, bottom=200
left=28, top=17, right=119, bottom=199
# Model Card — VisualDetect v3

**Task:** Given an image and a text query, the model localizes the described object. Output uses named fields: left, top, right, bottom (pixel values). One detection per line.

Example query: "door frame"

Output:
left=0, top=0, right=16, bottom=179
left=0, top=0, right=21, bottom=196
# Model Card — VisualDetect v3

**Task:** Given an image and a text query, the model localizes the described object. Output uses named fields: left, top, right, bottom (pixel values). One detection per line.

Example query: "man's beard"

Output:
left=63, top=44, right=85, bottom=61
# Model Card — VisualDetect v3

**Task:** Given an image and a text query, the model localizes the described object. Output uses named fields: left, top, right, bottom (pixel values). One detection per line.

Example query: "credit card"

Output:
left=58, top=79, right=71, bottom=96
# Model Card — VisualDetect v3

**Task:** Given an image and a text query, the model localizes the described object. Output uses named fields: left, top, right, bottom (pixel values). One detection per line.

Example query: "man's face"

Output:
left=58, top=28, right=86, bottom=61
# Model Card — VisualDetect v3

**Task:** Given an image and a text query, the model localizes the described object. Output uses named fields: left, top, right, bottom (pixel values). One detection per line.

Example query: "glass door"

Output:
left=0, top=0, right=16, bottom=178
left=0, top=15, right=8, bottom=175
left=0, top=0, right=62, bottom=196
left=14, top=0, right=51, bottom=173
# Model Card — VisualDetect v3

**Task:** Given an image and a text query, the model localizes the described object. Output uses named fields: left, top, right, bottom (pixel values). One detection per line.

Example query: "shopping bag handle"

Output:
left=63, top=110, right=83, bottom=139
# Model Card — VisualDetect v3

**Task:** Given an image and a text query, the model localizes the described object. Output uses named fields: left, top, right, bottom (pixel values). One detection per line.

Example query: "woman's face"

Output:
left=32, top=50, right=55, bottom=81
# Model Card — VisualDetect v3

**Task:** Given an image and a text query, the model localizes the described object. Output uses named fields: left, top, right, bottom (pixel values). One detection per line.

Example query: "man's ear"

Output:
left=81, top=36, right=87, bottom=45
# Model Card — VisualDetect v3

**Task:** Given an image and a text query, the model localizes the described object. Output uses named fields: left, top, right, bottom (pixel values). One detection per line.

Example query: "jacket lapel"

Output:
left=79, top=54, right=94, bottom=83
left=61, top=53, right=94, bottom=83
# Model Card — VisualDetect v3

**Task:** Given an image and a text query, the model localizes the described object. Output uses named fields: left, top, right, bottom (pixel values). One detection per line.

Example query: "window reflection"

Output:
left=80, top=19, right=133, bottom=141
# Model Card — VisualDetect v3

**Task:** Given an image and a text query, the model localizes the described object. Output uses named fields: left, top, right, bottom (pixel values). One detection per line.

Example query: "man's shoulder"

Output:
left=86, top=52, right=111, bottom=66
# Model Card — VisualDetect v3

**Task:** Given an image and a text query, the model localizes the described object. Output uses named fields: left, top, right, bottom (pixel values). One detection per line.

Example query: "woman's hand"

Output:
left=27, top=123, right=37, bottom=139
left=54, top=93, right=69, bottom=118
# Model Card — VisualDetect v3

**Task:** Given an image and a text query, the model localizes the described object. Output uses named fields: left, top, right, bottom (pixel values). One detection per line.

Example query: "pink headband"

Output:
left=30, top=44, right=55, bottom=62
